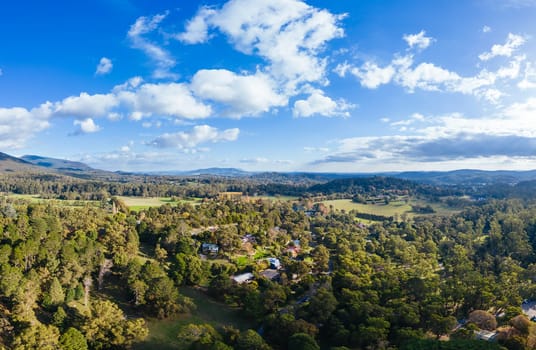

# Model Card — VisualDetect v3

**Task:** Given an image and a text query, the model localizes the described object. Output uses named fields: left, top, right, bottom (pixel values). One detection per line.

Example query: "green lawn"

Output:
left=5, top=194, right=98, bottom=207
left=251, top=195, right=299, bottom=202
left=322, top=198, right=459, bottom=220
left=134, top=287, right=252, bottom=350
left=117, top=196, right=202, bottom=211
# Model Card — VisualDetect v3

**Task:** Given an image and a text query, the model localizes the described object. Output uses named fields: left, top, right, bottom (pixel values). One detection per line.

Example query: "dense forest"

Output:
left=2, top=173, right=536, bottom=349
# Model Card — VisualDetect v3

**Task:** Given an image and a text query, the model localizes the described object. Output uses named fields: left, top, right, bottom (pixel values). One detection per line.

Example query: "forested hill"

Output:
left=21, top=155, right=94, bottom=172
left=395, top=169, right=536, bottom=186
left=0, top=152, right=48, bottom=173
left=305, top=176, right=459, bottom=198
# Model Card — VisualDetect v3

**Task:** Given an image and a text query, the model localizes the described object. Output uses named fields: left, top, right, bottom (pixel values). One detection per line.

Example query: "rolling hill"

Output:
left=0, top=152, right=49, bottom=173
left=21, top=155, right=94, bottom=172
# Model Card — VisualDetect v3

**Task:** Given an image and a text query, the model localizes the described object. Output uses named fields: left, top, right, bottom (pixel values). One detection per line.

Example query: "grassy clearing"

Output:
left=251, top=195, right=299, bottom=202
left=118, top=196, right=202, bottom=211
left=233, top=255, right=250, bottom=269
left=323, top=198, right=459, bottom=220
left=5, top=194, right=99, bottom=207
left=134, top=287, right=252, bottom=350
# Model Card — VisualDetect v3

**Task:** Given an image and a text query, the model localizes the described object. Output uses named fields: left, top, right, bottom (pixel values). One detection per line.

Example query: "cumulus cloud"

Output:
left=190, top=69, right=287, bottom=117
left=176, top=7, right=216, bottom=44
left=403, top=30, right=434, bottom=50
left=518, top=62, right=536, bottom=89
left=54, top=92, right=118, bottom=119
left=479, top=33, right=526, bottom=61
left=128, top=13, right=177, bottom=79
left=73, top=118, right=101, bottom=134
left=314, top=134, right=536, bottom=166
left=312, top=98, right=536, bottom=168
left=397, top=62, right=462, bottom=92
left=482, top=25, right=492, bottom=33
left=340, top=32, right=529, bottom=104
left=95, top=57, right=113, bottom=75
left=118, top=82, right=212, bottom=120
left=177, top=0, right=345, bottom=92
left=0, top=106, right=51, bottom=148
left=293, top=90, right=353, bottom=117
left=0, top=75, right=219, bottom=149
left=49, top=79, right=212, bottom=121
left=347, top=62, right=396, bottom=89
left=149, top=125, right=239, bottom=149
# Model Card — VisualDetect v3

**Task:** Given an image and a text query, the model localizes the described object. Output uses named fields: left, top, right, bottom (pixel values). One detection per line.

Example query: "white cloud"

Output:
left=142, top=121, right=162, bottom=128
left=396, top=62, right=461, bottom=92
left=333, top=61, right=352, bottom=77
left=350, top=62, right=395, bottom=89
left=240, top=157, right=269, bottom=164
left=518, top=62, right=536, bottom=89
left=344, top=38, right=527, bottom=104
left=403, top=30, right=434, bottom=50
left=293, top=90, right=353, bottom=117
left=0, top=77, right=215, bottom=148
left=177, top=0, right=345, bottom=93
left=118, top=82, right=212, bottom=120
left=390, top=113, right=426, bottom=128
left=149, top=125, right=239, bottom=149
left=107, top=112, right=122, bottom=121
left=479, top=33, right=526, bottom=61
left=73, top=118, right=101, bottom=134
left=313, top=97, right=536, bottom=169
left=95, top=57, right=113, bottom=75
left=482, top=26, right=492, bottom=33
left=176, top=7, right=216, bottom=44
left=0, top=106, right=50, bottom=148
left=54, top=92, right=118, bottom=118
left=191, top=69, right=287, bottom=117
left=128, top=13, right=176, bottom=79
left=304, top=146, right=329, bottom=152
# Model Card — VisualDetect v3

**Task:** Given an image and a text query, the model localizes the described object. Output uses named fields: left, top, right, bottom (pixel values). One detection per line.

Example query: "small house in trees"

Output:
left=268, top=258, right=281, bottom=269
left=260, top=269, right=280, bottom=281
left=201, top=243, right=219, bottom=256
left=474, top=329, right=498, bottom=341
left=232, top=272, right=254, bottom=284
left=284, top=240, right=301, bottom=257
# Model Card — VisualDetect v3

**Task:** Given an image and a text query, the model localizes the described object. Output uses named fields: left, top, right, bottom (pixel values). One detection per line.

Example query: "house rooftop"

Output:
left=474, top=329, right=498, bottom=341
left=260, top=269, right=280, bottom=281
left=232, top=272, right=254, bottom=284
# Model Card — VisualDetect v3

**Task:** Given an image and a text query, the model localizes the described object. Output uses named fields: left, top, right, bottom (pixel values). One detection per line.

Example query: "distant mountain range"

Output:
left=3, top=151, right=536, bottom=186
left=0, top=152, right=43, bottom=173
left=21, top=155, right=94, bottom=172
left=0, top=152, right=123, bottom=180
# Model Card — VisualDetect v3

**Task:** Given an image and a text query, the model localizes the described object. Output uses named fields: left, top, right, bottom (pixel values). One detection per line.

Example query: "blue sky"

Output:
left=1, top=0, right=536, bottom=172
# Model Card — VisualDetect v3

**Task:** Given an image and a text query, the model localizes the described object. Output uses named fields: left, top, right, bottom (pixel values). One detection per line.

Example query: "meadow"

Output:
left=4, top=194, right=202, bottom=211
left=321, top=198, right=459, bottom=220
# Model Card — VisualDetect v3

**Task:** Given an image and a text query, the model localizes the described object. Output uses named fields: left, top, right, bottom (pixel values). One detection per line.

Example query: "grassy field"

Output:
left=250, top=195, right=299, bottom=202
left=322, top=198, right=459, bottom=220
left=134, top=287, right=252, bottom=350
left=6, top=194, right=99, bottom=207
left=117, top=196, right=202, bottom=211
left=5, top=194, right=204, bottom=211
